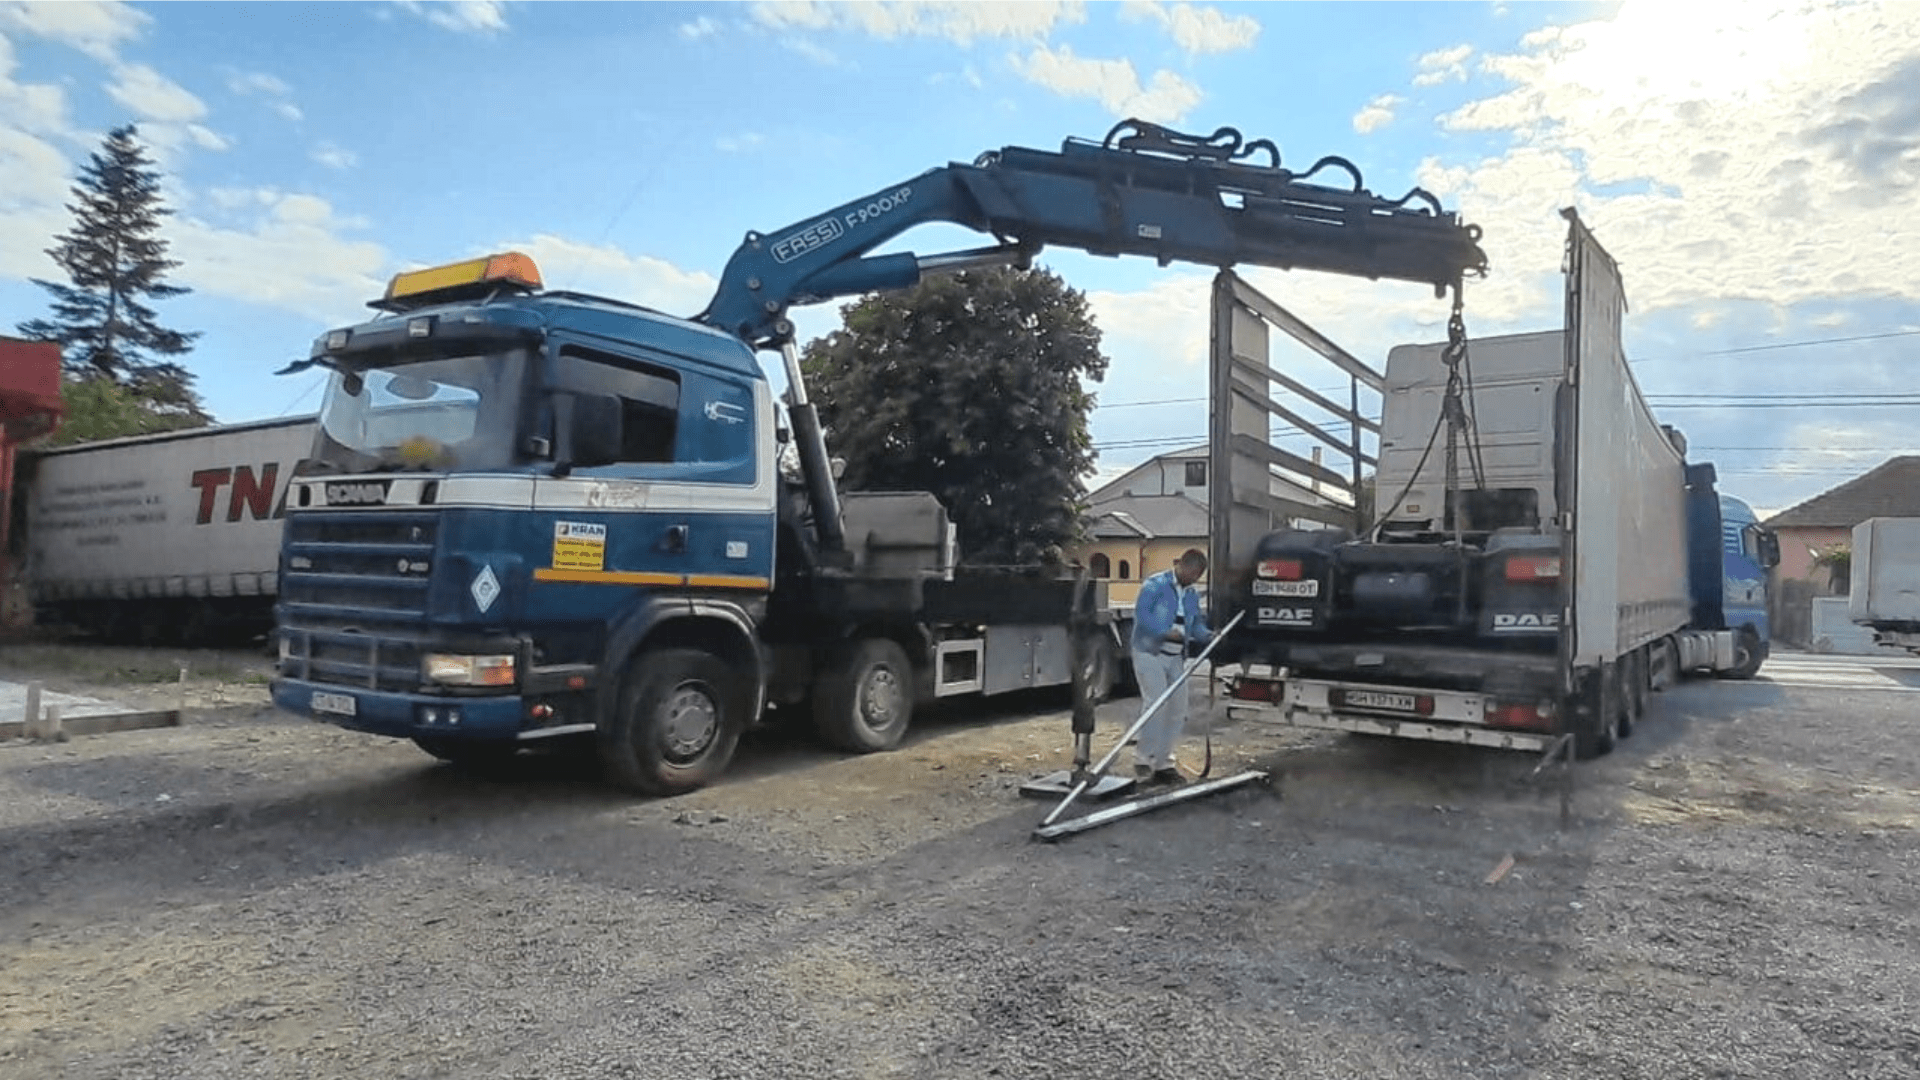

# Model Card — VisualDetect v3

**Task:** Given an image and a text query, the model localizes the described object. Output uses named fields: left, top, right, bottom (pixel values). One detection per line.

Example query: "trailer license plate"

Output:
left=1340, top=690, right=1416, bottom=713
left=311, top=692, right=357, bottom=717
left=1253, top=580, right=1319, bottom=597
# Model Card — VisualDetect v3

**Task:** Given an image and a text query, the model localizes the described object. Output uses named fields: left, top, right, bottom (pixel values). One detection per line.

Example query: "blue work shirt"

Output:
left=1131, top=568, right=1211, bottom=655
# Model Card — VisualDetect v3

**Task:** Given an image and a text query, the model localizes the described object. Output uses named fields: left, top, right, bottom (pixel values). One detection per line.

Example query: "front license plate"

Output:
left=1339, top=690, right=1417, bottom=713
left=311, top=691, right=357, bottom=717
left=1253, top=579, right=1319, bottom=597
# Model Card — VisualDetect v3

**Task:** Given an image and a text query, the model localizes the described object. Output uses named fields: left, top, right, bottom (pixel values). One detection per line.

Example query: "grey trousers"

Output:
left=1130, top=649, right=1190, bottom=771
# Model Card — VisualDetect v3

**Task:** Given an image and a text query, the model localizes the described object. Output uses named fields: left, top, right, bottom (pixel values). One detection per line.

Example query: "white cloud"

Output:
left=0, top=33, right=67, bottom=134
left=106, top=63, right=206, bottom=123
left=187, top=124, right=228, bottom=151
left=226, top=70, right=290, bottom=97
left=1121, top=1, right=1260, bottom=55
left=783, top=38, right=843, bottom=67
left=1426, top=1, right=1920, bottom=316
left=928, top=64, right=985, bottom=89
left=0, top=0, right=149, bottom=62
left=394, top=0, right=509, bottom=35
left=1010, top=45, right=1202, bottom=124
left=1412, top=43, right=1472, bottom=87
left=498, top=235, right=718, bottom=318
left=311, top=141, right=358, bottom=169
left=679, top=16, right=719, bottom=39
left=714, top=132, right=765, bottom=153
left=1352, top=93, right=1402, bottom=134
left=226, top=67, right=301, bottom=121
left=170, top=190, right=388, bottom=323
left=750, top=1, right=1085, bottom=45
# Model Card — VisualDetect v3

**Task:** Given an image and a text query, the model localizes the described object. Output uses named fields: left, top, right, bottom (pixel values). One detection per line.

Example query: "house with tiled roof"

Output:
left=1072, top=444, right=1339, bottom=604
left=1765, top=456, right=1920, bottom=583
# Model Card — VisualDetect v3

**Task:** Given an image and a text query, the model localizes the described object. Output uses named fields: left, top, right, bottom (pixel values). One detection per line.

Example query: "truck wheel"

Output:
left=600, top=648, right=746, bottom=796
left=1617, top=656, right=1641, bottom=740
left=412, top=735, right=521, bottom=768
left=813, top=638, right=914, bottom=753
left=1719, top=628, right=1764, bottom=680
left=1572, top=670, right=1617, bottom=760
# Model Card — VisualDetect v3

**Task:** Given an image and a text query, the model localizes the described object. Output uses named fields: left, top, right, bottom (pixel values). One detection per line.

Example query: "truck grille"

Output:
left=278, top=511, right=437, bottom=692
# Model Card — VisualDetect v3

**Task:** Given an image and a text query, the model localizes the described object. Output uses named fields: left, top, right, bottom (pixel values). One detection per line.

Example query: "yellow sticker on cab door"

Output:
left=552, top=521, right=607, bottom=571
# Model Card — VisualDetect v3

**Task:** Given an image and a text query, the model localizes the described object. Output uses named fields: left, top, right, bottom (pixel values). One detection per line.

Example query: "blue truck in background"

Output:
left=268, top=121, right=1492, bottom=794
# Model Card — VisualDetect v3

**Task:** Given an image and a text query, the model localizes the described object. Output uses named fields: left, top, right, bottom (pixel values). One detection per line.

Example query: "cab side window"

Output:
left=555, top=347, right=679, bottom=464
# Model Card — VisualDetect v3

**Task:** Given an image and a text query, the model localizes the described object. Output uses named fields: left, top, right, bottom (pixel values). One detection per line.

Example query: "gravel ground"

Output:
left=0, top=645, right=1915, bottom=1079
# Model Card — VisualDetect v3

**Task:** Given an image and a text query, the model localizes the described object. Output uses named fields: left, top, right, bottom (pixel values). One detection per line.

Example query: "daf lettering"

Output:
left=1492, top=612, right=1560, bottom=631
left=1259, top=606, right=1314, bottom=625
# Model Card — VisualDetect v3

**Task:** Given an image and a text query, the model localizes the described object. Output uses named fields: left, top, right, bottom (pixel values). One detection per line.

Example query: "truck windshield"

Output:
left=314, top=352, right=525, bottom=473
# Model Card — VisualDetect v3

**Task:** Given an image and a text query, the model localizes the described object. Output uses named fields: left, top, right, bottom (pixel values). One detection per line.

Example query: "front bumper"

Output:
left=271, top=676, right=533, bottom=741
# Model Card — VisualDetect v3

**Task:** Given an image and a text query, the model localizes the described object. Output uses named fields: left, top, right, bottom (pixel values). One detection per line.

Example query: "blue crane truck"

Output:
left=1215, top=215, right=1780, bottom=758
left=268, top=121, right=1490, bottom=794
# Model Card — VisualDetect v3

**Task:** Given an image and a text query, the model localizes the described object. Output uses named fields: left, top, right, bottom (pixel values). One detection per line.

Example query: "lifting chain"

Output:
left=1438, top=282, right=1485, bottom=539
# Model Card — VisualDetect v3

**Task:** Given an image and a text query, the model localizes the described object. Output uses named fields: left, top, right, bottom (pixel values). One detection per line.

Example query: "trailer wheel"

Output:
left=1719, top=628, right=1764, bottom=680
left=1617, top=655, right=1643, bottom=740
left=1572, top=668, right=1618, bottom=759
left=599, top=648, right=746, bottom=796
left=813, top=638, right=914, bottom=753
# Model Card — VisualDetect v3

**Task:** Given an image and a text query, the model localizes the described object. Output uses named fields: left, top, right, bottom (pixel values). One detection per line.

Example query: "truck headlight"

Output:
left=423, top=653, right=517, bottom=687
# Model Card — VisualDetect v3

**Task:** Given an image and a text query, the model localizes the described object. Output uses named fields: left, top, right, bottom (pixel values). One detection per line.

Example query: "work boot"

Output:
left=1133, top=764, right=1155, bottom=783
left=1151, top=768, right=1186, bottom=788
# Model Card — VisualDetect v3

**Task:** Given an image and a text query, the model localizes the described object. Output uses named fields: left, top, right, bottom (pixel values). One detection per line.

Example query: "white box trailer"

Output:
left=24, top=417, right=317, bottom=642
left=1850, top=517, right=1920, bottom=655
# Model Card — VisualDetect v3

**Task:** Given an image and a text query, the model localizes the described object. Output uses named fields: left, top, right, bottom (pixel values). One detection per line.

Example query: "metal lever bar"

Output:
left=1039, top=609, right=1245, bottom=827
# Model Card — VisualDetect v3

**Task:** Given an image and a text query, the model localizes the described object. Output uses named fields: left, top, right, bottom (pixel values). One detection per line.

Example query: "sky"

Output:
left=3, top=0, right=1918, bottom=520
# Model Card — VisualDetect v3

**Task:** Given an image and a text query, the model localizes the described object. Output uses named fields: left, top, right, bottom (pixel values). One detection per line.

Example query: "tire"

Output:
left=1572, top=668, right=1617, bottom=760
left=812, top=638, right=914, bottom=753
left=1719, top=627, right=1764, bottom=680
left=412, top=735, right=521, bottom=767
left=599, top=648, right=746, bottom=796
left=1617, top=654, right=1642, bottom=740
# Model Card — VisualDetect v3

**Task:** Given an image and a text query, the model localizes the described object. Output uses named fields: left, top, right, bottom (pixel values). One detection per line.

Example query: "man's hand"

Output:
left=1165, top=625, right=1185, bottom=643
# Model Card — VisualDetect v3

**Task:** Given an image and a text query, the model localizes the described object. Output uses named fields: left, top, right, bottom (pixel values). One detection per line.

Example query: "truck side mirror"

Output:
left=555, top=391, right=624, bottom=474
left=1757, top=530, right=1780, bottom=569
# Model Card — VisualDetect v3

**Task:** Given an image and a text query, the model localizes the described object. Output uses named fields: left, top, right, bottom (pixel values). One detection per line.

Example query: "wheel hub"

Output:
left=662, top=683, right=720, bottom=762
left=858, top=666, right=903, bottom=731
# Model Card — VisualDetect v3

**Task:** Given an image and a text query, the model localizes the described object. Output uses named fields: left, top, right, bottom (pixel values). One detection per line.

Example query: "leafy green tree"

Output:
left=47, top=376, right=205, bottom=447
left=17, top=123, right=208, bottom=427
left=801, top=266, right=1108, bottom=569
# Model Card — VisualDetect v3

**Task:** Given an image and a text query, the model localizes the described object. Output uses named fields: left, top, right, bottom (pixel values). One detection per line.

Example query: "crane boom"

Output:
left=698, top=120, right=1488, bottom=350
left=694, top=120, right=1489, bottom=557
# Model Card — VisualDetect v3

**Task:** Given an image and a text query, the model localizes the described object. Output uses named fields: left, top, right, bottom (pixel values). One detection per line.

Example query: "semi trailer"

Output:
left=1215, top=213, right=1779, bottom=758
left=22, top=417, right=317, bottom=643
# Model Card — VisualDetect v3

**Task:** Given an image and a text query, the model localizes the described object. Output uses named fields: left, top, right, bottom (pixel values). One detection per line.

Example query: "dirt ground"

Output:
left=0, top=644, right=1915, bottom=1079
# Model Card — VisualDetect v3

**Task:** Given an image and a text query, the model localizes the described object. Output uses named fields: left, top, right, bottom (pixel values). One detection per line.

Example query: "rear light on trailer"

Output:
left=1504, top=555, right=1562, bottom=582
left=1230, top=677, right=1285, bottom=703
left=1484, top=700, right=1556, bottom=731
left=1257, top=559, right=1303, bottom=581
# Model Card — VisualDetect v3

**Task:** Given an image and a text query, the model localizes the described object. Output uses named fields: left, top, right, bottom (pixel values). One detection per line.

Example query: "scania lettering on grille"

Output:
left=326, top=481, right=389, bottom=506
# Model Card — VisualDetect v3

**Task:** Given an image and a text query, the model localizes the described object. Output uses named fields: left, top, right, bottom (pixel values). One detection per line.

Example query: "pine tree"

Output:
left=17, top=124, right=208, bottom=424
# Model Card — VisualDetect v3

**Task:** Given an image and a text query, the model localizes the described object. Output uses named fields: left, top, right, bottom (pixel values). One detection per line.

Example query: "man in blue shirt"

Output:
left=1130, top=548, right=1211, bottom=785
